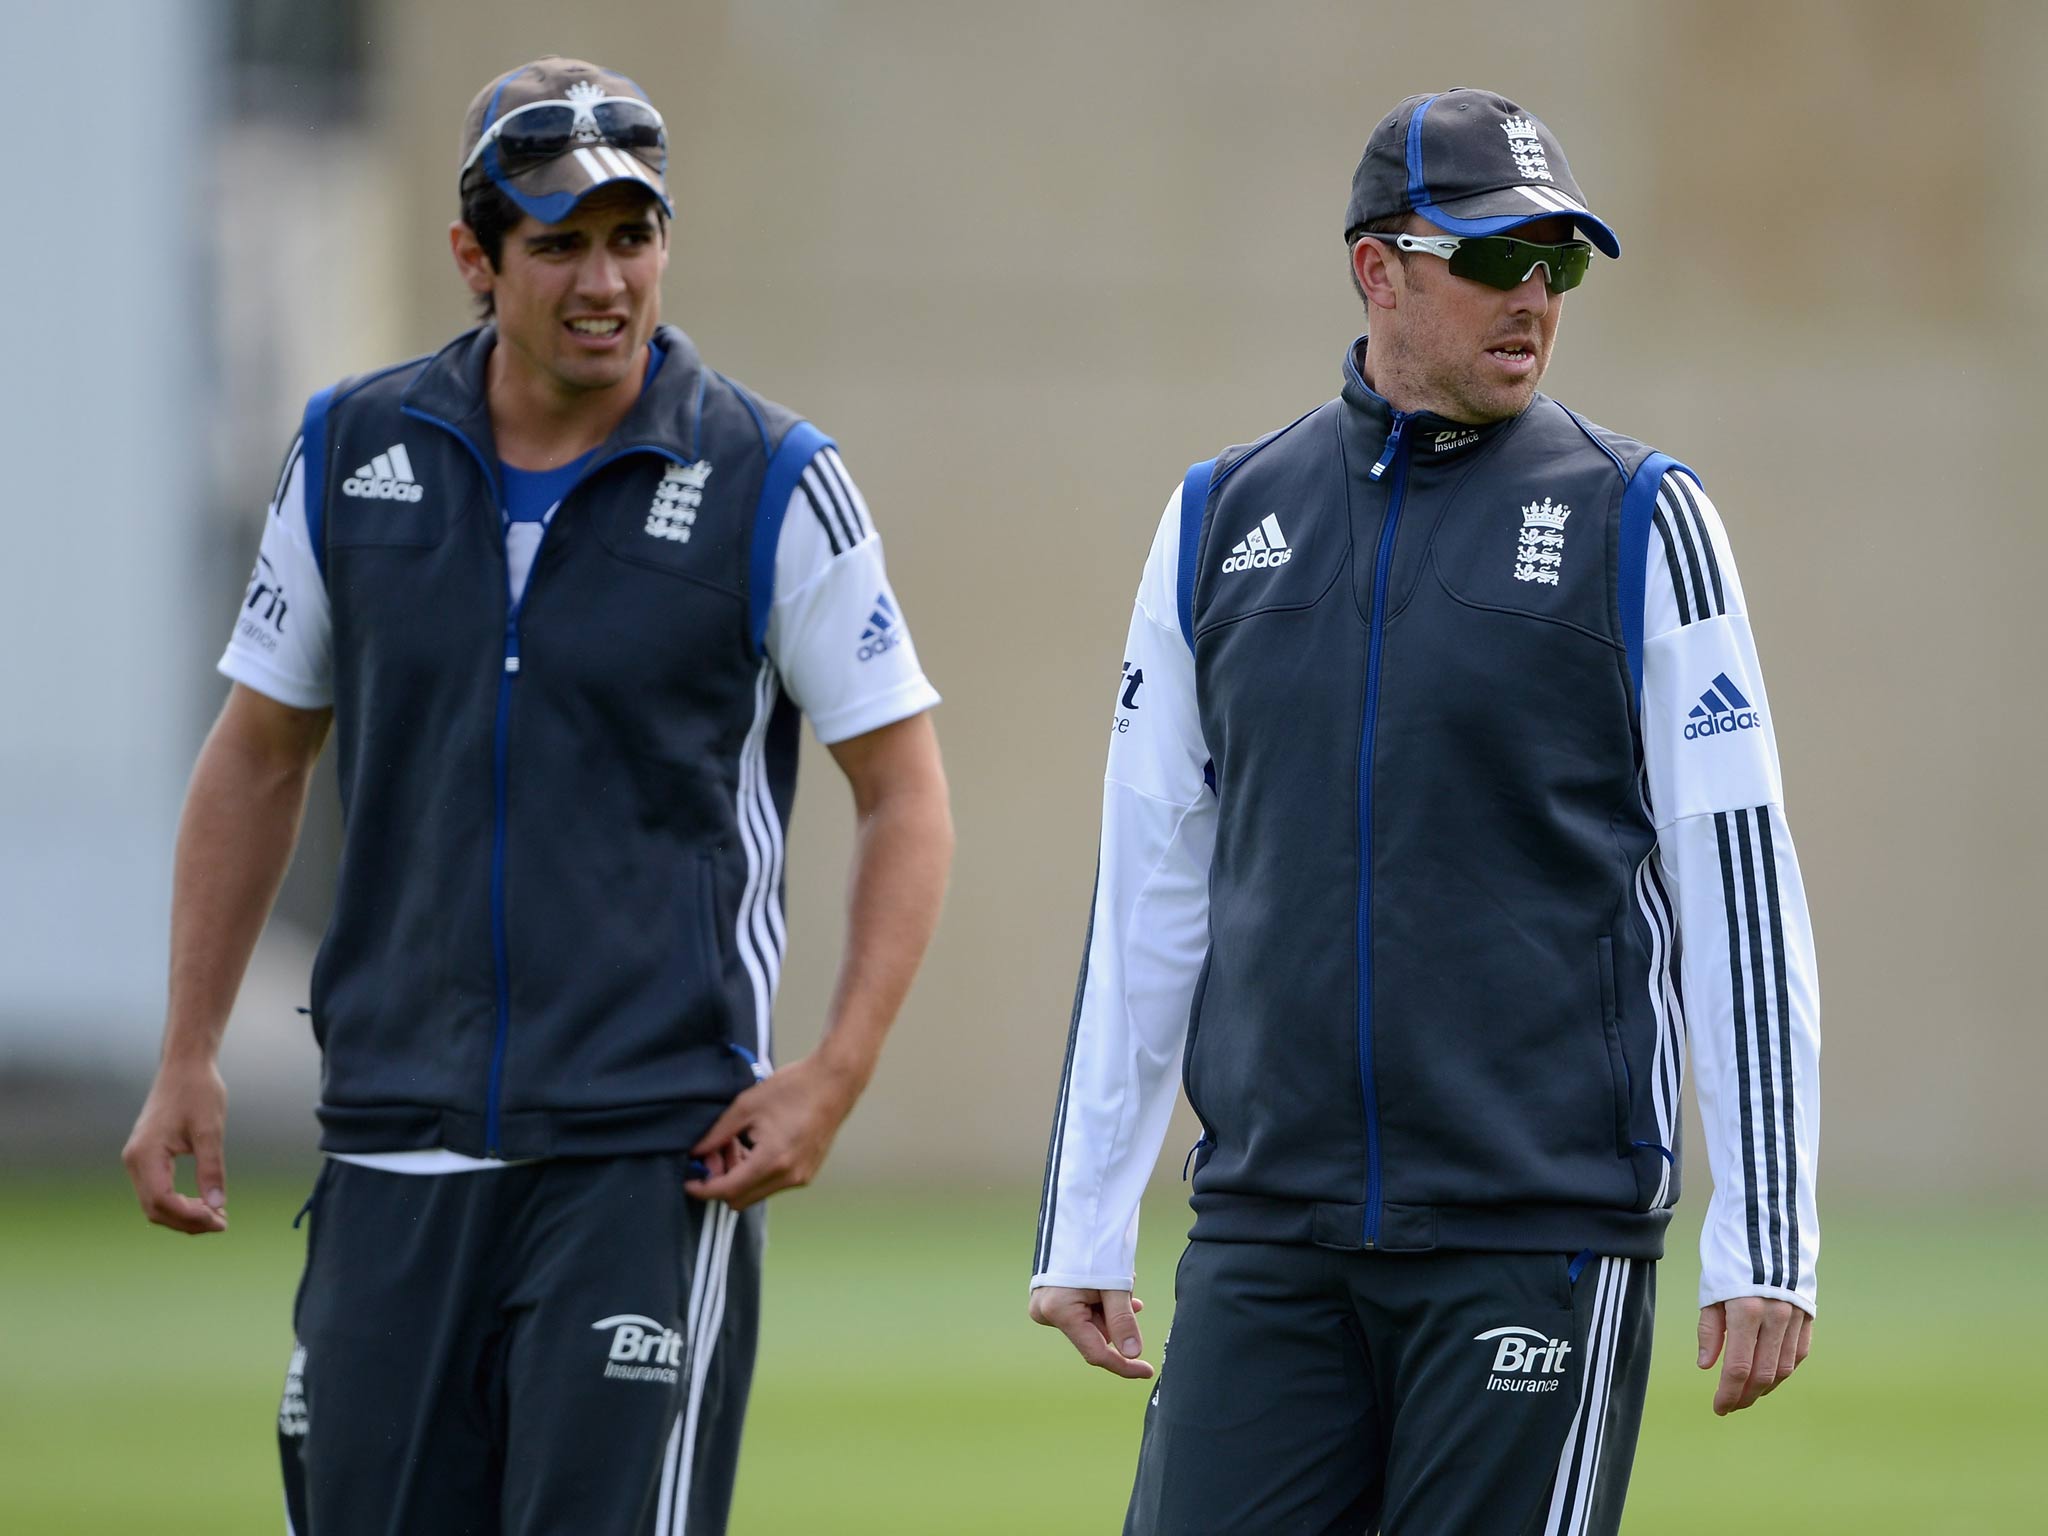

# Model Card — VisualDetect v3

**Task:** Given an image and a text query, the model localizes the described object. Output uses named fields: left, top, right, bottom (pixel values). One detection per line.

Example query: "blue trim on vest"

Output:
left=1177, top=459, right=1216, bottom=650
left=750, top=422, right=835, bottom=656
left=722, top=375, right=771, bottom=453
left=1619, top=452, right=1694, bottom=705
left=301, top=386, right=338, bottom=583
left=1403, top=93, right=1440, bottom=210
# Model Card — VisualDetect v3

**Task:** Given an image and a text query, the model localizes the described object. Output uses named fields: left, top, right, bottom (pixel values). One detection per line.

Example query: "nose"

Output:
left=575, top=243, right=626, bottom=303
left=1506, top=266, right=1552, bottom=315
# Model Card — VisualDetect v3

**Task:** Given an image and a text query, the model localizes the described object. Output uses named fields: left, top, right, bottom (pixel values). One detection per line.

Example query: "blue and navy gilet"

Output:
left=299, top=324, right=828, bottom=1160
left=1180, top=340, right=1687, bottom=1259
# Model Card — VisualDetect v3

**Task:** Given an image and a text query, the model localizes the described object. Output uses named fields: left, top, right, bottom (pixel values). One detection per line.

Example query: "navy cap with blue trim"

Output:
left=459, top=57, right=673, bottom=226
left=1345, top=89, right=1619, bottom=258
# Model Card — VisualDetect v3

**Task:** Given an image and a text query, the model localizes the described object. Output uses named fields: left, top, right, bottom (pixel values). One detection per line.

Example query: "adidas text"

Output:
left=1684, top=709, right=1762, bottom=741
left=342, top=444, right=424, bottom=502
left=1684, top=673, right=1762, bottom=741
left=1221, top=514, right=1293, bottom=574
left=858, top=592, right=903, bottom=662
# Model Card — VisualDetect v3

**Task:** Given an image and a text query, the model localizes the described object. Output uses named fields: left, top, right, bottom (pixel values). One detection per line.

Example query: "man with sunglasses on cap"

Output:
left=121, top=56, right=952, bottom=1534
left=1031, top=88, right=1819, bottom=1532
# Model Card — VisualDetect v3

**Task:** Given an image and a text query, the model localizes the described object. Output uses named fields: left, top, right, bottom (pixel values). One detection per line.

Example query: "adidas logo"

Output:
left=1683, top=672, right=1764, bottom=740
left=1221, top=515, right=1292, bottom=574
left=857, top=592, right=904, bottom=663
left=342, top=444, right=424, bottom=502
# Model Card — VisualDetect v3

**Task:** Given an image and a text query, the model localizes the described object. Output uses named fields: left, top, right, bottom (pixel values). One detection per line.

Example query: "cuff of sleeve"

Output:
left=1698, top=1282, right=1816, bottom=1319
left=218, top=653, right=333, bottom=711
left=808, top=680, right=940, bottom=746
left=1030, top=1270, right=1139, bottom=1293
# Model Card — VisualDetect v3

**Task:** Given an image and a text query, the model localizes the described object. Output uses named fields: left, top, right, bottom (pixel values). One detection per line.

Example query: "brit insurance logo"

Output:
left=342, top=443, right=425, bottom=502
left=1512, top=496, right=1570, bottom=585
left=1685, top=673, right=1764, bottom=741
left=1220, top=514, right=1292, bottom=574
left=1113, top=661, right=1143, bottom=735
left=645, top=460, right=713, bottom=543
left=1475, top=1324, right=1573, bottom=1395
left=238, top=554, right=288, bottom=653
left=1501, top=116, right=1554, bottom=183
left=592, top=1313, right=683, bottom=1385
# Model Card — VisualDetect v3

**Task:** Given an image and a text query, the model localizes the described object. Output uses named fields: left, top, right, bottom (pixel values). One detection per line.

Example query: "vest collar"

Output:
left=400, top=323, right=710, bottom=468
left=1339, top=336, right=1523, bottom=469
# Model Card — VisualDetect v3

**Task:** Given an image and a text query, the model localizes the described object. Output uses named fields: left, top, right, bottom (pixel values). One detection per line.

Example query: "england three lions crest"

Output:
left=645, top=461, right=713, bottom=543
left=1513, top=497, right=1570, bottom=585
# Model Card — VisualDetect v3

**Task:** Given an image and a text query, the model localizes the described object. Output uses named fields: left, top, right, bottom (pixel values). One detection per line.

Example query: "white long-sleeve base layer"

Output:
left=1033, top=469, right=1820, bottom=1318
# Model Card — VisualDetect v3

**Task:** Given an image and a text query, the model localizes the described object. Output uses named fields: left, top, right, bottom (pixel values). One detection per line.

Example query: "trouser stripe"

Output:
left=1569, top=1260, right=1634, bottom=1536
left=653, top=1203, right=737, bottom=1536
left=1543, top=1256, right=1627, bottom=1535
left=671, top=1204, right=739, bottom=1533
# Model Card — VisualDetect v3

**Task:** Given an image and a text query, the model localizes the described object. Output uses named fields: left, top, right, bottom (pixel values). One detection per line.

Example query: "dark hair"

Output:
left=1345, top=212, right=1417, bottom=316
left=459, top=175, right=527, bottom=321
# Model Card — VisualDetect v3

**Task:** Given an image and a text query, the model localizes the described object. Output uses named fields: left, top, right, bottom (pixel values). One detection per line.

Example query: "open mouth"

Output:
left=565, top=317, right=627, bottom=341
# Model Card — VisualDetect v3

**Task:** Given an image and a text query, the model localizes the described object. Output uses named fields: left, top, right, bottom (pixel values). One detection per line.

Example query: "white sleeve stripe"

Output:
left=794, top=472, right=846, bottom=555
left=1653, top=472, right=1727, bottom=626
left=1632, top=819, right=1686, bottom=1210
left=1713, top=805, right=1803, bottom=1293
left=1666, top=472, right=1728, bottom=615
left=1033, top=869, right=1096, bottom=1275
left=817, top=448, right=871, bottom=539
left=798, top=463, right=857, bottom=551
left=271, top=435, right=305, bottom=514
left=808, top=451, right=867, bottom=544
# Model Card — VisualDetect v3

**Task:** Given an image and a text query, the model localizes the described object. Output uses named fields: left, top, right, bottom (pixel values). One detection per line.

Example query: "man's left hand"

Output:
left=1698, top=1297, right=1813, bottom=1415
left=684, top=1053, right=861, bottom=1209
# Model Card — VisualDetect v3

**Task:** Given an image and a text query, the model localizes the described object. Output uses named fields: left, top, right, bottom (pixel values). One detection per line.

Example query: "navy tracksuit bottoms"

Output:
left=1125, top=1241, right=1655, bottom=1535
left=278, top=1155, right=762, bottom=1535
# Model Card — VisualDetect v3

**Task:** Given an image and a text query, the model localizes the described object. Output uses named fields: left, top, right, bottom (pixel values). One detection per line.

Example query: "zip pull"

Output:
left=503, top=615, right=522, bottom=675
left=1181, top=1134, right=1212, bottom=1181
left=1369, top=415, right=1409, bottom=481
left=727, top=1042, right=772, bottom=1081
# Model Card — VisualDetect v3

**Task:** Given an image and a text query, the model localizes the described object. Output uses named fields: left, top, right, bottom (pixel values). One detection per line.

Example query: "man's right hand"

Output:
left=1029, top=1286, right=1154, bottom=1380
left=122, top=1060, right=230, bottom=1234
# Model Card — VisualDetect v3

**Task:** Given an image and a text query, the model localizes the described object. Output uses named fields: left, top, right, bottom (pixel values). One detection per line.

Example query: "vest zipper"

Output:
left=1357, top=410, right=1412, bottom=1247
left=484, top=608, right=519, bottom=1155
left=401, top=401, right=694, bottom=1158
left=478, top=446, right=686, bottom=1156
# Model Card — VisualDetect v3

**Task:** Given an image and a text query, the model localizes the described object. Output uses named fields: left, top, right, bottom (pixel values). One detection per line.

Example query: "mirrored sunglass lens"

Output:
left=593, top=101, right=666, bottom=155
left=494, top=105, right=577, bottom=167
left=1450, top=238, right=1589, bottom=293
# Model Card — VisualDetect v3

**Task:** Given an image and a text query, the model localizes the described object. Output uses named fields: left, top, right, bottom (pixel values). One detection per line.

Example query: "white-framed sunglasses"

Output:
left=461, top=94, right=667, bottom=180
left=1378, top=231, right=1594, bottom=293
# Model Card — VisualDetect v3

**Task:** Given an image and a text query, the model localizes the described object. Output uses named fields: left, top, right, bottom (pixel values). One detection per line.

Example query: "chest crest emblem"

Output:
left=1513, top=497, right=1570, bottom=586
left=645, top=461, right=712, bottom=543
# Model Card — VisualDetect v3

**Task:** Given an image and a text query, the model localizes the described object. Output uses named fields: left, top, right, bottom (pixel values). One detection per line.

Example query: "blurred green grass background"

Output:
left=0, top=1173, right=2037, bottom=1533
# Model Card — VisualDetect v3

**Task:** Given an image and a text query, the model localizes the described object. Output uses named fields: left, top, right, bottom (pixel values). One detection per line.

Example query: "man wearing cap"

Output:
left=1031, top=88, right=1820, bottom=1532
left=121, top=57, right=953, bottom=1534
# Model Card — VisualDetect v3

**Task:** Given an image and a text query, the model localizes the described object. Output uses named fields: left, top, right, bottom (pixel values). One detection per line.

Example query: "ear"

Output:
left=450, top=220, right=495, bottom=302
left=1352, top=237, right=1401, bottom=315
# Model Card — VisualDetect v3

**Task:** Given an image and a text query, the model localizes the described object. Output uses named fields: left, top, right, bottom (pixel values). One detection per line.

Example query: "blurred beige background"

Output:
left=8, top=0, right=2044, bottom=1208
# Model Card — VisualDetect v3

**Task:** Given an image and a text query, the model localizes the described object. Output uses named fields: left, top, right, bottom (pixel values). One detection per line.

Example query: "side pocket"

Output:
left=1180, top=951, right=1215, bottom=1125
left=694, top=853, right=756, bottom=1081
left=1596, top=937, right=1632, bottom=1157
left=689, top=851, right=721, bottom=994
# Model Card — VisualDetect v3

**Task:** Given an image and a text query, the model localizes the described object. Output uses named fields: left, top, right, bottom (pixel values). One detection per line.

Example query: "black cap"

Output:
left=459, top=57, right=672, bottom=225
left=1345, top=89, right=1619, bottom=258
